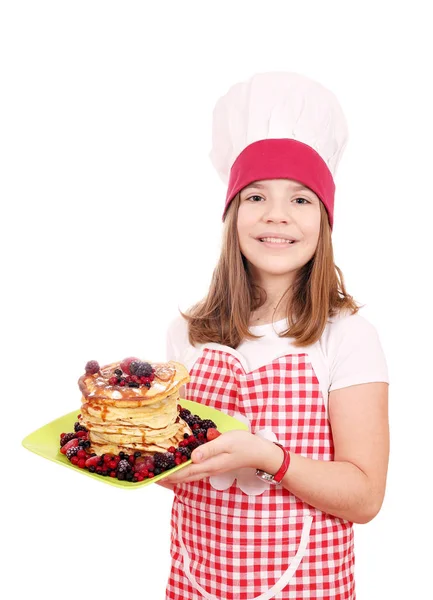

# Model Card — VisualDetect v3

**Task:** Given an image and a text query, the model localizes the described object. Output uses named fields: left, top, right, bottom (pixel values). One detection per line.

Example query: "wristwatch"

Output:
left=255, top=442, right=291, bottom=485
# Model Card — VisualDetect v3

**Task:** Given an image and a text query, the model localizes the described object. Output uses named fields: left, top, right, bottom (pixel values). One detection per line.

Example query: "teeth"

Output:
left=260, top=237, right=294, bottom=244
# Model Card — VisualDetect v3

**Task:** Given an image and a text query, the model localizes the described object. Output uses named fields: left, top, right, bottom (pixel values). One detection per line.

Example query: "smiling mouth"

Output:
left=258, top=237, right=296, bottom=244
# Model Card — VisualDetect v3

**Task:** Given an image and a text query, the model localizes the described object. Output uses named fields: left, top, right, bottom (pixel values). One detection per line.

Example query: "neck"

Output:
left=249, top=273, right=294, bottom=325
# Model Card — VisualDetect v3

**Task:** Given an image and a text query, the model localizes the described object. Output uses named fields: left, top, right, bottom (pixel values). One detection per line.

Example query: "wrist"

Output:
left=255, top=438, right=286, bottom=473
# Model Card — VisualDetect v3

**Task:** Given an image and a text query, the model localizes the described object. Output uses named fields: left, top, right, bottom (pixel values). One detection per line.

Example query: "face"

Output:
left=237, top=179, right=321, bottom=284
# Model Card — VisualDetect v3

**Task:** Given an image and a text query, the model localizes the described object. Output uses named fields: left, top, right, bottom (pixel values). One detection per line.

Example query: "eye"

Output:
left=247, top=195, right=264, bottom=202
left=293, top=197, right=310, bottom=204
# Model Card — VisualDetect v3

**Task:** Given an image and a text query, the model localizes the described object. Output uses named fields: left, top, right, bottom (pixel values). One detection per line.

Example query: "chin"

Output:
left=251, top=257, right=307, bottom=277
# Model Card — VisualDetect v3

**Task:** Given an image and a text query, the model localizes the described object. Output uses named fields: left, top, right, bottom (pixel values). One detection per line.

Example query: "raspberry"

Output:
left=75, top=430, right=88, bottom=438
left=71, top=456, right=80, bottom=465
left=77, top=458, right=86, bottom=468
left=153, top=452, right=176, bottom=472
left=66, top=446, right=80, bottom=459
left=134, top=455, right=154, bottom=474
left=109, top=376, right=118, bottom=385
left=85, top=360, right=100, bottom=375
left=187, top=438, right=200, bottom=450
left=200, top=419, right=217, bottom=430
left=60, top=432, right=75, bottom=447
left=77, top=449, right=87, bottom=459
left=85, top=455, right=101, bottom=468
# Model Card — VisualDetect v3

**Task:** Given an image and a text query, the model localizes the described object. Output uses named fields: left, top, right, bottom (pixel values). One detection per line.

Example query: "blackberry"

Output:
left=89, top=466, right=96, bottom=473
left=179, top=409, right=191, bottom=419
left=183, top=414, right=200, bottom=427
left=66, top=446, right=79, bottom=459
left=119, top=452, right=126, bottom=459
left=128, top=382, right=140, bottom=388
left=134, top=451, right=142, bottom=458
left=177, top=446, right=192, bottom=460
left=200, top=419, right=217, bottom=430
left=60, top=432, right=75, bottom=447
left=114, top=369, right=122, bottom=377
left=134, top=362, right=153, bottom=378
left=125, top=472, right=133, bottom=481
left=117, top=459, right=130, bottom=474
left=194, top=427, right=207, bottom=438
left=153, top=452, right=176, bottom=472
left=74, top=422, right=87, bottom=433
left=154, top=468, right=161, bottom=476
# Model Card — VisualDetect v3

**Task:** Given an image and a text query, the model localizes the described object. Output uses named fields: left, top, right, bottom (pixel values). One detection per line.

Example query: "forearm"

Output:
left=258, top=439, right=383, bottom=524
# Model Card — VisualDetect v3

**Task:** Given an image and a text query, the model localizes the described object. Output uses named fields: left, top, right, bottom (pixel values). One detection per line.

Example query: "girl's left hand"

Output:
left=163, top=429, right=269, bottom=485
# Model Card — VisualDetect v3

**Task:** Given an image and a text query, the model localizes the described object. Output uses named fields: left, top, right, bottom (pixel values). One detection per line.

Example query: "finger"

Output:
left=155, top=480, right=175, bottom=491
left=191, top=441, right=230, bottom=463
left=189, top=453, right=233, bottom=474
left=177, top=473, right=210, bottom=483
left=164, top=464, right=206, bottom=484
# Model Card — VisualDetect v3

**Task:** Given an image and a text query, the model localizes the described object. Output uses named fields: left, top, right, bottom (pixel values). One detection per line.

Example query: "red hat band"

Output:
left=223, top=138, right=336, bottom=229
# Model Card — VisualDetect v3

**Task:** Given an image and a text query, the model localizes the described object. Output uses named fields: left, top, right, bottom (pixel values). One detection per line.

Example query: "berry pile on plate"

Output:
left=59, top=407, right=221, bottom=483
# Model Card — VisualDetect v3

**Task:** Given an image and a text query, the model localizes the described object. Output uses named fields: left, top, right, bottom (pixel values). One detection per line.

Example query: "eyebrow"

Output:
left=242, top=181, right=312, bottom=192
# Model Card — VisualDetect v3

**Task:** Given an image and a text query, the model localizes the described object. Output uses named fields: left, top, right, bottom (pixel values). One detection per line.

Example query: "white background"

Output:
left=2, top=1, right=432, bottom=598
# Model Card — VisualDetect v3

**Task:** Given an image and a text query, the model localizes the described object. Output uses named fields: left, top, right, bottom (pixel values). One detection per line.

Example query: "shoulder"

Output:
left=320, top=309, right=389, bottom=390
left=323, top=309, right=380, bottom=343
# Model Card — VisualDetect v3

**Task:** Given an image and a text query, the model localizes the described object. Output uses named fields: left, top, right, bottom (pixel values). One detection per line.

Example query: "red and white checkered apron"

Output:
left=166, top=348, right=355, bottom=600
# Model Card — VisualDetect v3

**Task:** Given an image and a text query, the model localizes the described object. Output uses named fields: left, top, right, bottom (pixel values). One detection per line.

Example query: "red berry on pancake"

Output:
left=120, top=357, right=140, bottom=375
left=85, top=360, right=100, bottom=375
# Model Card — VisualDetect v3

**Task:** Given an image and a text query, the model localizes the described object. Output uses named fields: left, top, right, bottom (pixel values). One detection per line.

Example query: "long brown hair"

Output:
left=181, top=193, right=360, bottom=348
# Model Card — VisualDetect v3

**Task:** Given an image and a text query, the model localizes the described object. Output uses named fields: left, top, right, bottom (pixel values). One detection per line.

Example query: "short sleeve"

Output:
left=327, top=313, right=389, bottom=392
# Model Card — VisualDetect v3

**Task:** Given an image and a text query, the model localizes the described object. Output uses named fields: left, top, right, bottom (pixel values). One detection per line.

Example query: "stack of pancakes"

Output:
left=78, top=360, right=191, bottom=455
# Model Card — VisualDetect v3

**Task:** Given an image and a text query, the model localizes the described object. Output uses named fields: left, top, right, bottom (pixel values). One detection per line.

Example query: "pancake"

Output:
left=78, top=358, right=191, bottom=456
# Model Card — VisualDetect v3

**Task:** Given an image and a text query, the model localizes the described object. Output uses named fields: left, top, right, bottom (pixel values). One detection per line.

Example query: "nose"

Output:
left=261, top=197, right=293, bottom=224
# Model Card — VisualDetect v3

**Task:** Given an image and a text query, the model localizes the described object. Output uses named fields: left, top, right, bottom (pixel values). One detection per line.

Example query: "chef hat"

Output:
left=209, top=72, right=349, bottom=229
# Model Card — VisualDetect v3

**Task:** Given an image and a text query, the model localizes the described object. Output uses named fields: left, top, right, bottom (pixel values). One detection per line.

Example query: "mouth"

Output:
left=257, top=236, right=297, bottom=246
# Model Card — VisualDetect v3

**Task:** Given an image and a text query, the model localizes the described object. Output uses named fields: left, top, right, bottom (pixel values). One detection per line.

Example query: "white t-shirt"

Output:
left=166, top=310, right=389, bottom=416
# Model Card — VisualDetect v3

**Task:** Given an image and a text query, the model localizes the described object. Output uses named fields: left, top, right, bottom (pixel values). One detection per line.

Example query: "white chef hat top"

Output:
left=210, top=71, right=349, bottom=184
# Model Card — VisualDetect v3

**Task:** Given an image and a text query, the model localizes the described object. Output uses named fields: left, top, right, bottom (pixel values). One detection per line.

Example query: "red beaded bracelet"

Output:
left=255, top=442, right=291, bottom=485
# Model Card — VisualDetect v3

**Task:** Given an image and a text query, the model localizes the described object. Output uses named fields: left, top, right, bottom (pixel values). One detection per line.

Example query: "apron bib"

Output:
left=166, top=348, right=355, bottom=600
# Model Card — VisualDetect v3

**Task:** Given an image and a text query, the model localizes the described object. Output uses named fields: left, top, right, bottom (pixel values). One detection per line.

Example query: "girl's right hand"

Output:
left=155, top=480, right=175, bottom=491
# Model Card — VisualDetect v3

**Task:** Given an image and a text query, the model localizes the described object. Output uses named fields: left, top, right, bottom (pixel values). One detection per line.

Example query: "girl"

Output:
left=161, top=72, right=389, bottom=600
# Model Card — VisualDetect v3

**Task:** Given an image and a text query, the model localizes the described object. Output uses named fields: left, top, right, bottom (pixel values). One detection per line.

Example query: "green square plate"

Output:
left=22, top=399, right=248, bottom=489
